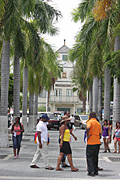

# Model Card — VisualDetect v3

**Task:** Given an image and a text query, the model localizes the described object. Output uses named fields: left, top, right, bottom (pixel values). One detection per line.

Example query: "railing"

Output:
left=49, top=95, right=80, bottom=103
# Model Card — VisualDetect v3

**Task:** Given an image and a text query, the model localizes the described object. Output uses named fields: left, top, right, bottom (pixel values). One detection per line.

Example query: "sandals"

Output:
left=113, top=151, right=117, bottom=153
left=30, top=165, right=40, bottom=168
left=98, top=167, right=103, bottom=171
left=71, top=168, right=79, bottom=172
left=56, top=168, right=64, bottom=171
left=45, top=167, right=54, bottom=170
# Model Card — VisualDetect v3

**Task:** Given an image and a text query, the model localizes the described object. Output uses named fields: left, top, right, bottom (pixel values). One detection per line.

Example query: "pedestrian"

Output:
left=113, top=121, right=120, bottom=153
left=30, top=114, right=54, bottom=170
left=86, top=112, right=102, bottom=176
left=56, top=116, right=79, bottom=172
left=102, top=119, right=110, bottom=153
left=70, top=114, right=75, bottom=129
left=11, top=117, right=24, bottom=159
left=85, top=115, right=103, bottom=172
left=60, top=111, right=70, bottom=168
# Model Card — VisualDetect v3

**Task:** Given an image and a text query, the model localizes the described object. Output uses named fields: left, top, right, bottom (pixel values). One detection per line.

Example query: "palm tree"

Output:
left=89, top=84, right=93, bottom=113
left=70, top=14, right=103, bottom=115
left=0, top=40, right=10, bottom=147
left=0, top=0, right=61, bottom=146
left=22, top=65, right=28, bottom=134
left=13, top=26, right=25, bottom=118
left=92, top=77, right=99, bottom=113
left=28, top=92, right=34, bottom=132
left=13, top=53, right=20, bottom=117
left=92, top=0, right=120, bottom=129
left=113, top=36, right=120, bottom=129
left=104, top=67, right=111, bottom=120
left=98, top=77, right=102, bottom=121
left=71, top=0, right=118, bottom=122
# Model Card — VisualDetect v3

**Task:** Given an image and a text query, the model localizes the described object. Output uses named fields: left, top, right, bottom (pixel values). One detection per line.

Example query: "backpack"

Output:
left=84, top=130, right=87, bottom=143
left=34, top=132, right=37, bottom=144
left=34, top=132, right=50, bottom=145
left=47, top=134, right=50, bottom=145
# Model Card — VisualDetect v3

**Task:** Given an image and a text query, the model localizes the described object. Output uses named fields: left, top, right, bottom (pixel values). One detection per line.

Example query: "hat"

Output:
left=60, top=116, right=71, bottom=123
left=41, top=114, right=50, bottom=120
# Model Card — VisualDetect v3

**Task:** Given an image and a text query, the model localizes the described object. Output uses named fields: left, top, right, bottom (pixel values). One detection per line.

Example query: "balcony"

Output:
left=49, top=95, right=80, bottom=104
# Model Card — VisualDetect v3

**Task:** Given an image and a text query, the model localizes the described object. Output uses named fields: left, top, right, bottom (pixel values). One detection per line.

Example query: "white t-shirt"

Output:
left=70, top=116, right=75, bottom=123
left=36, top=121, right=48, bottom=144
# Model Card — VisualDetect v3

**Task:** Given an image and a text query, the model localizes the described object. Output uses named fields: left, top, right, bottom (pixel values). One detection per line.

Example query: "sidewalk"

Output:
left=0, top=128, right=120, bottom=180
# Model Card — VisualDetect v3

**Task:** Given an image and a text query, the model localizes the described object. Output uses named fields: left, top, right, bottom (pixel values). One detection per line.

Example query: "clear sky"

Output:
left=44, top=0, right=82, bottom=51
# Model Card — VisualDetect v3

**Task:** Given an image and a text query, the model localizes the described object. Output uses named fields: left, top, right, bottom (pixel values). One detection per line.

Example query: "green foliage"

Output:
left=114, top=23, right=120, bottom=36
left=33, top=1, right=61, bottom=34
left=104, top=50, right=120, bottom=82
left=38, top=106, right=46, bottom=112
left=72, top=0, right=96, bottom=23
left=0, top=0, right=62, bottom=112
left=0, top=0, right=5, bottom=19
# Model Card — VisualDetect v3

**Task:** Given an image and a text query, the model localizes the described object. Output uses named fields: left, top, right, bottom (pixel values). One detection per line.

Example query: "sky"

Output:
left=44, top=0, right=82, bottom=51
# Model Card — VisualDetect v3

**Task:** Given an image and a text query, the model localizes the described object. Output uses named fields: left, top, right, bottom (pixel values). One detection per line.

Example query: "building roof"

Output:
left=57, top=44, right=70, bottom=53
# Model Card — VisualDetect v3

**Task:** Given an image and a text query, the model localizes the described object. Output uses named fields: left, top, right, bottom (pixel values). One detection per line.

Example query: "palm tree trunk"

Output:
left=0, top=39, right=10, bottom=147
left=83, top=98, right=86, bottom=113
left=97, top=77, right=102, bottom=122
left=28, top=92, right=34, bottom=132
left=104, top=67, right=111, bottom=120
left=113, top=36, right=120, bottom=131
left=89, top=85, right=92, bottom=113
left=92, top=76, right=99, bottom=114
left=22, top=65, right=28, bottom=134
left=33, top=94, right=38, bottom=129
left=13, top=53, right=20, bottom=118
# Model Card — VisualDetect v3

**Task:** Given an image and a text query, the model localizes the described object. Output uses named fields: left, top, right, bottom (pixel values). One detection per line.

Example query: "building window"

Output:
left=55, top=89, right=62, bottom=96
left=62, top=55, right=68, bottom=61
left=66, top=89, right=73, bottom=97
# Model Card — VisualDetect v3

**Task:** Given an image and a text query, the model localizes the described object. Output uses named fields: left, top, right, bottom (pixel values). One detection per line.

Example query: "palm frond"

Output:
left=72, top=0, right=96, bottom=23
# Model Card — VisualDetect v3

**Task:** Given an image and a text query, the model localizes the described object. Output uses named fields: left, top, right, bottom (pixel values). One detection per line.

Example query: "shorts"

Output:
left=102, top=136, right=109, bottom=139
left=13, top=134, right=22, bottom=149
left=114, top=137, right=120, bottom=141
left=60, top=141, right=72, bottom=155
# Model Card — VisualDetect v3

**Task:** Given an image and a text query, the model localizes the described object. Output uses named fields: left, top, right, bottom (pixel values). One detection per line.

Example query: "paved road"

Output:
left=0, top=128, right=120, bottom=180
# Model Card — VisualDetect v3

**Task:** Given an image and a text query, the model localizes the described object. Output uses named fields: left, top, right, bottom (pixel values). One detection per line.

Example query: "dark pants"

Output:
left=86, top=144, right=100, bottom=173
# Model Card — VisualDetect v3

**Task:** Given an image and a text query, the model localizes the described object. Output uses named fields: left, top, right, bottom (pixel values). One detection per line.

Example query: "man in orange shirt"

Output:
left=86, top=112, right=101, bottom=176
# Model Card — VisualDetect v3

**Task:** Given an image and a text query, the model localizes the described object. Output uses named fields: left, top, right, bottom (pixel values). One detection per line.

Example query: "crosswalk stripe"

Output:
left=2, top=155, right=104, bottom=161
left=0, top=177, right=119, bottom=180
left=103, top=156, right=111, bottom=162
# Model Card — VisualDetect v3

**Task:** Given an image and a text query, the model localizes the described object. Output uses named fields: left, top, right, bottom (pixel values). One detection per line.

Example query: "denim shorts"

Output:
left=13, top=134, right=22, bottom=149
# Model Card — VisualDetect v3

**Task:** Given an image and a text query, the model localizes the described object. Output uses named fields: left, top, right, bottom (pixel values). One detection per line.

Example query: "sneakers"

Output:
left=13, top=155, right=19, bottom=159
left=87, top=172, right=98, bottom=176
left=87, top=172, right=95, bottom=176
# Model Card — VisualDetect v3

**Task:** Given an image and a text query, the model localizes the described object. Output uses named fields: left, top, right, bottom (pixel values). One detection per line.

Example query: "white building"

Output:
left=38, top=41, right=82, bottom=114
